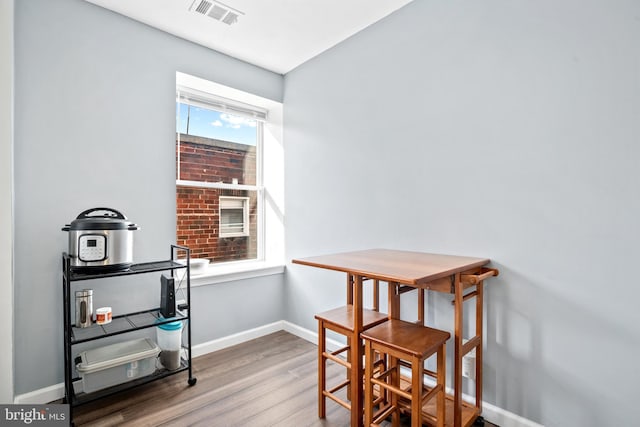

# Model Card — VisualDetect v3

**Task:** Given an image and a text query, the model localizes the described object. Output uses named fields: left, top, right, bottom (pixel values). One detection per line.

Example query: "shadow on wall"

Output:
left=483, top=265, right=640, bottom=426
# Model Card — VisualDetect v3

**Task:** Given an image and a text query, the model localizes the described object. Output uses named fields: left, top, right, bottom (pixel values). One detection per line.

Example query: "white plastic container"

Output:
left=156, top=320, right=183, bottom=370
left=75, top=338, right=160, bottom=393
left=176, top=258, right=210, bottom=276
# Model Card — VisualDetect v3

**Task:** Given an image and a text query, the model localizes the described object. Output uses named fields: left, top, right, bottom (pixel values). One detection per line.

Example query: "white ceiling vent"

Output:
left=189, top=0, right=244, bottom=25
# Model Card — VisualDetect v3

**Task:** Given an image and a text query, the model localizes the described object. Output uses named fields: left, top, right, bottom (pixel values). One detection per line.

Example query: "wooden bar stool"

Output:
left=315, top=276, right=388, bottom=418
left=362, top=319, right=450, bottom=427
left=315, top=305, right=388, bottom=416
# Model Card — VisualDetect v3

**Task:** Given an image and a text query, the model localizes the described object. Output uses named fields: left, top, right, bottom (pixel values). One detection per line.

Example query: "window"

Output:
left=219, top=196, right=249, bottom=237
left=174, top=72, right=284, bottom=276
left=176, top=81, right=267, bottom=264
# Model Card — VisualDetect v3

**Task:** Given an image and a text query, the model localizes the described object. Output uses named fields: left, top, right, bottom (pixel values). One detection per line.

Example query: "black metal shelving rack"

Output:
left=62, top=245, right=196, bottom=425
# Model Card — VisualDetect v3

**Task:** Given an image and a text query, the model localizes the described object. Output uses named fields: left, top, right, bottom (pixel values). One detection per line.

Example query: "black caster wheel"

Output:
left=188, top=377, right=197, bottom=386
left=473, top=415, right=485, bottom=426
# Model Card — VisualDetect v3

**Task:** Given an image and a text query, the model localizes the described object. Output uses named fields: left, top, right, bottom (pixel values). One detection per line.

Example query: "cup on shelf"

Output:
left=96, top=307, right=112, bottom=325
left=156, top=319, right=183, bottom=370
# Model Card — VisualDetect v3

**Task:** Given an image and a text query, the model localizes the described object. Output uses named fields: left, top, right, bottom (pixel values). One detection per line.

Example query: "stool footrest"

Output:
left=424, top=368, right=437, bottom=379
left=327, top=378, right=350, bottom=395
left=323, top=349, right=350, bottom=369
left=323, top=389, right=351, bottom=411
left=421, top=383, right=442, bottom=405
left=371, top=402, right=398, bottom=425
left=371, top=376, right=413, bottom=401
left=395, top=359, right=437, bottom=379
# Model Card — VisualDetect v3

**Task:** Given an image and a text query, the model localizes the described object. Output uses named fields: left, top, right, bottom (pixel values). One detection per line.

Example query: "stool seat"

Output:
left=315, top=305, right=389, bottom=332
left=361, top=319, right=450, bottom=359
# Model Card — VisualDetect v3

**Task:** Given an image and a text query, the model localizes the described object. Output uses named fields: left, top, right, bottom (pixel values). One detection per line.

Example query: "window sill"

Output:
left=188, top=260, right=285, bottom=287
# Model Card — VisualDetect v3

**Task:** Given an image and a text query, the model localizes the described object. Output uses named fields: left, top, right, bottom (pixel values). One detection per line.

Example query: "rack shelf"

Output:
left=62, top=245, right=196, bottom=426
left=70, top=308, right=189, bottom=344
left=65, top=259, right=186, bottom=281
left=69, top=360, right=190, bottom=406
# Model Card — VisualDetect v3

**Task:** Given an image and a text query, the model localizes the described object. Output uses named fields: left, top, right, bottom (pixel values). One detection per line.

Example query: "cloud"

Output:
left=210, top=120, right=223, bottom=127
left=220, top=113, right=256, bottom=128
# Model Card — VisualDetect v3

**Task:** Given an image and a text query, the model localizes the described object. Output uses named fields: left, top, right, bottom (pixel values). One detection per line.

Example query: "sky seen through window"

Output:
left=176, top=102, right=256, bottom=146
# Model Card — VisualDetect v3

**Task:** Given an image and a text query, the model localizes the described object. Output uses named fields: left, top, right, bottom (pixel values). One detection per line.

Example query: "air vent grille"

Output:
left=208, top=5, right=227, bottom=20
left=194, top=0, right=212, bottom=15
left=189, top=0, right=244, bottom=25
left=221, top=11, right=239, bottom=25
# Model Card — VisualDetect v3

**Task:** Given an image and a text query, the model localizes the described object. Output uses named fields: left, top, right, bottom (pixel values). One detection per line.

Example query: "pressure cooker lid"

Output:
left=62, top=207, right=139, bottom=231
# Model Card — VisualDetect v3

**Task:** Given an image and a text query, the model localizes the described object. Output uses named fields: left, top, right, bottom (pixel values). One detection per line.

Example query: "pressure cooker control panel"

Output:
left=78, top=234, right=107, bottom=262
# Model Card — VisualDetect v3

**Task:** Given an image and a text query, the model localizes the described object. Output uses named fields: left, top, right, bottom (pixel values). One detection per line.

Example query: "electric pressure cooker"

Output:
left=62, top=207, right=140, bottom=272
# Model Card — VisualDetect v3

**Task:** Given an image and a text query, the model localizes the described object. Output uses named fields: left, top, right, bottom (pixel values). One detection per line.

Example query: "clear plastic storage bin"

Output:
left=75, top=338, right=160, bottom=393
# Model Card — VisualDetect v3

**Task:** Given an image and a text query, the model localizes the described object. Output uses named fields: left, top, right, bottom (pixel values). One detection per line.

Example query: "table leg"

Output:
left=475, top=281, right=484, bottom=410
left=417, top=288, right=425, bottom=326
left=347, top=273, right=354, bottom=305
left=351, top=274, right=364, bottom=427
left=453, top=273, right=463, bottom=427
left=387, top=281, right=400, bottom=318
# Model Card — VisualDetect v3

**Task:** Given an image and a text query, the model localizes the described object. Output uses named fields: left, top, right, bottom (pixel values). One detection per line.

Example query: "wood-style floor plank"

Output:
left=71, top=331, right=497, bottom=427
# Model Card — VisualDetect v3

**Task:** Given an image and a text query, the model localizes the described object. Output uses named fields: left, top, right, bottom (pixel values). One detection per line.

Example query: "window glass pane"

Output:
left=177, top=102, right=257, bottom=186
left=176, top=188, right=258, bottom=263
left=177, top=96, right=260, bottom=264
left=177, top=102, right=256, bottom=145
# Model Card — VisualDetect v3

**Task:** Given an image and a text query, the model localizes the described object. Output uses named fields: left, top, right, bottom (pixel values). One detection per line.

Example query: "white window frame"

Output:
left=219, top=196, right=250, bottom=237
left=175, top=71, right=284, bottom=286
left=176, top=86, right=265, bottom=261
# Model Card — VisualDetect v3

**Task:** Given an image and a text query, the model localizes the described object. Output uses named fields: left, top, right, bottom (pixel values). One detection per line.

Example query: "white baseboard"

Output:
left=191, top=320, right=285, bottom=358
left=15, top=321, right=543, bottom=427
left=481, top=401, right=544, bottom=427
left=13, top=383, right=64, bottom=405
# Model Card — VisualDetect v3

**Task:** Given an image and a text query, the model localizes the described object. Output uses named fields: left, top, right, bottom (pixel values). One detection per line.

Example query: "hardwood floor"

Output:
left=71, top=331, right=498, bottom=427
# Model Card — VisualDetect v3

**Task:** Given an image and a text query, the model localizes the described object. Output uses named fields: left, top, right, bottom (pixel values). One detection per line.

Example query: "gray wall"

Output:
left=284, top=1, right=640, bottom=425
left=14, top=0, right=284, bottom=395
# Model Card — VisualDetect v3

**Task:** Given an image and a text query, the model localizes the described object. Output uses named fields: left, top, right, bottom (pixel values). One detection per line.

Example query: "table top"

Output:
left=292, top=248, right=490, bottom=286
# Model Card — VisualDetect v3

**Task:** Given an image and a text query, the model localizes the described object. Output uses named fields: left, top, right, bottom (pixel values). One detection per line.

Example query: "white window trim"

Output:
left=176, top=72, right=284, bottom=284
left=176, top=86, right=264, bottom=260
left=177, top=85, right=268, bottom=122
left=189, top=260, right=285, bottom=287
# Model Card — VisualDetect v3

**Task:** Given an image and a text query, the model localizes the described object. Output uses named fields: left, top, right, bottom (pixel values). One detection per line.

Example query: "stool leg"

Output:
left=364, top=340, right=374, bottom=427
left=318, top=320, right=326, bottom=418
left=390, top=355, right=400, bottom=427
left=437, top=344, right=446, bottom=427
left=346, top=346, right=352, bottom=400
left=411, top=355, right=423, bottom=427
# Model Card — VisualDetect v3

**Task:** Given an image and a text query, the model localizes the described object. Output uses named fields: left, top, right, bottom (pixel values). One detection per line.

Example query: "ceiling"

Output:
left=84, top=0, right=414, bottom=75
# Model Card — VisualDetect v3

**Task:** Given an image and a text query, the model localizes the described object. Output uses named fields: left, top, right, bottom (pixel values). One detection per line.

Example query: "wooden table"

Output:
left=292, top=249, right=498, bottom=427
